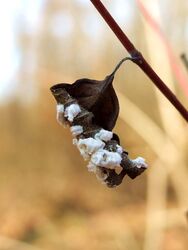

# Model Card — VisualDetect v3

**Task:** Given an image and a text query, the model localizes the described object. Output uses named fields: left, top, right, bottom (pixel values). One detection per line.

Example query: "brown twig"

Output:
left=90, top=0, right=188, bottom=122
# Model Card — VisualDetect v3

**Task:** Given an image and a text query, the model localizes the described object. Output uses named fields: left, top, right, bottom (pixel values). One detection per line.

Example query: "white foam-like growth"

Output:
left=76, top=138, right=105, bottom=160
left=132, top=157, right=148, bottom=169
left=56, top=104, right=65, bottom=125
left=90, top=149, right=122, bottom=169
left=70, top=125, right=83, bottom=136
left=94, top=129, right=113, bottom=142
left=64, top=104, right=81, bottom=122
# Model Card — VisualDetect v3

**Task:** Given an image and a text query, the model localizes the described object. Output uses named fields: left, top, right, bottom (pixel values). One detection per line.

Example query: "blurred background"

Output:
left=0, top=0, right=188, bottom=250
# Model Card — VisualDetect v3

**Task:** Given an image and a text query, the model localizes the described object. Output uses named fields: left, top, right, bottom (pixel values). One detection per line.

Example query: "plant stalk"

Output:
left=90, top=0, right=188, bottom=122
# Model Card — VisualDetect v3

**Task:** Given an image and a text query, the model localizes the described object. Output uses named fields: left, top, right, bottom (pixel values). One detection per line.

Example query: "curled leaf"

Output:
left=51, top=75, right=118, bottom=131
left=50, top=57, right=148, bottom=187
left=51, top=57, right=132, bottom=131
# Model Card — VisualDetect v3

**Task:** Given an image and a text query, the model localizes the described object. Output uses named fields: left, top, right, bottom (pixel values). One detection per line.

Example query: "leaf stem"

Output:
left=110, top=57, right=133, bottom=76
left=90, top=0, right=188, bottom=122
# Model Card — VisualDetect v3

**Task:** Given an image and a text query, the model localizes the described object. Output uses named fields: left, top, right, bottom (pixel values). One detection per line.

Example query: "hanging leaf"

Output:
left=52, top=75, right=118, bottom=130
left=51, top=57, right=132, bottom=130
left=50, top=57, right=148, bottom=187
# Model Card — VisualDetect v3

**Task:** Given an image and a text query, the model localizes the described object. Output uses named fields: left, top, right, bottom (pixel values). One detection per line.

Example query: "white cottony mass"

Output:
left=132, top=157, right=148, bottom=169
left=55, top=100, right=147, bottom=186
left=94, top=129, right=113, bottom=142
left=64, top=104, right=81, bottom=122
left=90, top=149, right=122, bottom=169
left=70, top=125, right=83, bottom=136
left=76, top=138, right=105, bottom=160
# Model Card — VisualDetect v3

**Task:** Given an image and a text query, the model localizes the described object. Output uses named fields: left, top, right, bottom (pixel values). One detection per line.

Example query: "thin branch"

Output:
left=90, top=0, right=188, bottom=122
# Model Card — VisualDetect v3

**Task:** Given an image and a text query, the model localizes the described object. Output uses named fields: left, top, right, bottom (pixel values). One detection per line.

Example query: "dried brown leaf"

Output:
left=52, top=74, right=119, bottom=130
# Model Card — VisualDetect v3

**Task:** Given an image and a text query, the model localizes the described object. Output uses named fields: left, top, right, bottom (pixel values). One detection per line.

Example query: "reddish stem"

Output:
left=90, top=0, right=188, bottom=122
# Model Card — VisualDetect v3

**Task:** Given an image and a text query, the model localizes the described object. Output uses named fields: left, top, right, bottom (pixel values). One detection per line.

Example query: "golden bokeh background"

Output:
left=0, top=1, right=187, bottom=250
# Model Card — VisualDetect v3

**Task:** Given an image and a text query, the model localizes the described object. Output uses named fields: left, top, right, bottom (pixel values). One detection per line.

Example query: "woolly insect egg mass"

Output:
left=50, top=58, right=148, bottom=187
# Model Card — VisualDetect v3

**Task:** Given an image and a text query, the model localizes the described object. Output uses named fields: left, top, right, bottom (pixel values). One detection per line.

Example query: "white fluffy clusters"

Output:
left=70, top=125, right=83, bottom=136
left=75, top=138, right=105, bottom=160
left=56, top=103, right=81, bottom=125
left=85, top=145, right=123, bottom=184
left=90, top=149, right=122, bottom=169
left=94, top=129, right=113, bottom=142
left=64, top=104, right=81, bottom=122
left=74, top=135, right=123, bottom=177
left=56, top=102, right=147, bottom=184
left=57, top=104, right=123, bottom=183
left=131, top=157, right=148, bottom=169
